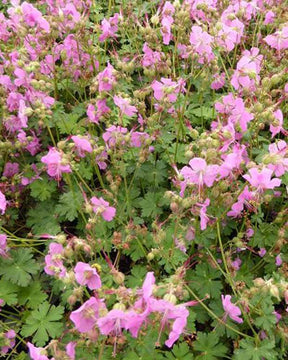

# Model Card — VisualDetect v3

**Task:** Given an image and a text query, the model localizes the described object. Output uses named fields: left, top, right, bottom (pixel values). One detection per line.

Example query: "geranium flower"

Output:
left=27, top=342, right=49, bottom=360
left=70, top=297, right=104, bottom=333
left=0, top=234, right=8, bottom=258
left=113, top=95, right=137, bottom=117
left=99, top=13, right=119, bottom=42
left=243, top=167, right=281, bottom=192
left=91, top=196, right=116, bottom=221
left=264, top=26, right=288, bottom=51
left=71, top=136, right=92, bottom=158
left=44, top=243, right=66, bottom=278
left=74, top=262, right=101, bottom=290
left=0, top=191, right=7, bottom=215
left=221, top=295, right=243, bottom=323
left=180, top=158, right=219, bottom=188
left=97, top=63, right=116, bottom=92
left=41, top=148, right=71, bottom=180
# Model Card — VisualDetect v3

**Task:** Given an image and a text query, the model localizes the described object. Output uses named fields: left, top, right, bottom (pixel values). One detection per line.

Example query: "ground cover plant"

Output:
left=0, top=0, right=288, bottom=358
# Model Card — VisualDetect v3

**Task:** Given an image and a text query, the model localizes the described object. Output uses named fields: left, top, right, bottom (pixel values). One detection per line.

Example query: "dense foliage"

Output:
left=0, top=0, right=288, bottom=359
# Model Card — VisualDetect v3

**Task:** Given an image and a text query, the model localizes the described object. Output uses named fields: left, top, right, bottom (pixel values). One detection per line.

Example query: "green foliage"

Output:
left=165, top=343, right=193, bottom=360
left=188, top=263, right=223, bottom=299
left=29, top=177, right=57, bottom=201
left=56, top=189, right=83, bottom=221
left=193, top=332, right=228, bottom=360
left=138, top=191, right=167, bottom=218
left=0, top=279, right=18, bottom=305
left=233, top=339, right=278, bottom=360
left=21, top=302, right=64, bottom=346
left=0, top=249, right=40, bottom=286
left=27, top=201, right=61, bottom=235
left=17, top=281, right=48, bottom=309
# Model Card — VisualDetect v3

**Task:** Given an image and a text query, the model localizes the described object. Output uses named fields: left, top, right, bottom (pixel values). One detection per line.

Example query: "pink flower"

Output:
left=3, top=162, right=19, bottom=178
left=264, top=26, right=288, bottom=51
left=189, top=26, right=214, bottom=63
left=160, top=2, right=175, bottom=45
left=97, top=309, right=134, bottom=336
left=151, top=78, right=184, bottom=103
left=276, top=254, right=282, bottom=267
left=142, top=43, right=162, bottom=67
left=227, top=186, right=255, bottom=217
left=221, top=295, right=243, bottom=323
left=217, top=20, right=244, bottom=52
left=27, top=342, right=49, bottom=360
left=197, top=198, right=210, bottom=230
left=87, top=100, right=110, bottom=124
left=71, top=136, right=92, bottom=158
left=0, top=234, right=8, bottom=258
left=113, top=95, right=137, bottom=117
left=44, top=243, right=66, bottom=278
left=267, top=140, right=288, bottom=177
left=231, top=258, right=242, bottom=271
left=211, top=72, right=225, bottom=90
left=91, top=197, right=116, bottom=221
left=264, top=11, right=275, bottom=25
left=270, top=109, right=287, bottom=138
left=21, top=2, right=50, bottom=33
left=1, top=329, right=16, bottom=354
left=66, top=342, right=76, bottom=360
left=74, top=262, right=101, bottom=290
left=140, top=271, right=155, bottom=302
left=258, top=248, right=266, bottom=257
left=231, top=48, right=262, bottom=92
left=219, top=149, right=244, bottom=178
left=96, top=150, right=108, bottom=170
left=41, top=148, right=71, bottom=180
left=97, top=63, right=116, bottom=92
left=70, top=297, right=103, bottom=333
left=103, top=125, right=128, bottom=147
left=0, top=191, right=7, bottom=215
left=243, top=167, right=281, bottom=192
left=130, top=131, right=149, bottom=147
left=149, top=298, right=190, bottom=347
left=99, top=13, right=119, bottom=42
left=180, top=158, right=219, bottom=188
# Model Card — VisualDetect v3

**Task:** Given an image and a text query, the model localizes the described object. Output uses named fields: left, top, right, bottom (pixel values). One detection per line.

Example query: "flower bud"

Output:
left=253, top=278, right=266, bottom=287
left=112, top=270, right=125, bottom=285
left=164, top=293, right=177, bottom=304
left=113, top=303, right=126, bottom=311
left=147, top=252, right=155, bottom=261
left=270, top=285, right=280, bottom=300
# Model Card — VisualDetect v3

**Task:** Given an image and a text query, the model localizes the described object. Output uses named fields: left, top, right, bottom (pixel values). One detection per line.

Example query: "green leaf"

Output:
left=189, top=263, right=223, bottom=299
left=194, top=332, right=228, bottom=360
left=165, top=342, right=193, bottom=360
left=27, top=201, right=61, bottom=235
left=56, top=190, right=83, bottom=222
left=138, top=191, right=166, bottom=218
left=233, top=339, right=278, bottom=360
left=29, top=177, right=57, bottom=201
left=0, top=279, right=18, bottom=305
left=126, top=265, right=147, bottom=287
left=251, top=224, right=278, bottom=247
left=17, top=281, right=48, bottom=308
left=136, top=160, right=168, bottom=186
left=0, top=249, right=40, bottom=286
left=21, top=302, right=64, bottom=346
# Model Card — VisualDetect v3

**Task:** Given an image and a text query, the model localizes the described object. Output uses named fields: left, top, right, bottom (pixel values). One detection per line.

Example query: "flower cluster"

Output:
left=0, top=0, right=287, bottom=359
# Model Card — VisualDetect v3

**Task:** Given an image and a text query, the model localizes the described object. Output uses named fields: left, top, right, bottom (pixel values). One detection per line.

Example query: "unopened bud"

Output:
left=113, top=303, right=126, bottom=311
left=270, top=285, right=280, bottom=300
left=253, top=278, right=266, bottom=287
left=163, top=293, right=177, bottom=304
left=112, top=270, right=125, bottom=285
